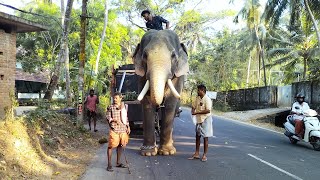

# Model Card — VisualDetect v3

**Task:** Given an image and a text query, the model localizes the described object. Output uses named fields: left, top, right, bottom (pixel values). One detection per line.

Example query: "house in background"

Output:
left=0, top=12, right=46, bottom=119
left=15, top=66, right=50, bottom=105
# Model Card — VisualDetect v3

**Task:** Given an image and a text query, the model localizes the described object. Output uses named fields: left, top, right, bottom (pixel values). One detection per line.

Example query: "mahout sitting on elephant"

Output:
left=133, top=29, right=189, bottom=156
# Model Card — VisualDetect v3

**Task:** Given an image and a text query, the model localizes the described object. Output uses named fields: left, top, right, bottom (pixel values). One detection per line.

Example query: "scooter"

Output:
left=284, top=109, right=320, bottom=151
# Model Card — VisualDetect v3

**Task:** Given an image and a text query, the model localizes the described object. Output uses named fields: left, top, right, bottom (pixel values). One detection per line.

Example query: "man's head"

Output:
left=296, top=93, right=305, bottom=104
left=89, top=89, right=95, bottom=96
left=113, top=92, right=123, bottom=105
left=141, top=10, right=152, bottom=21
left=197, top=84, right=206, bottom=97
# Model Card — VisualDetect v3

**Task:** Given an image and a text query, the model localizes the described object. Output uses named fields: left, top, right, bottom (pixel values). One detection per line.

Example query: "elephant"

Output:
left=133, top=30, right=189, bottom=156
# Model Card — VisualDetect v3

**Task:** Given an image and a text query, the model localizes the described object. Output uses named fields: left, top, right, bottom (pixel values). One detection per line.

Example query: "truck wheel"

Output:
left=289, top=137, right=298, bottom=144
left=312, top=138, right=320, bottom=151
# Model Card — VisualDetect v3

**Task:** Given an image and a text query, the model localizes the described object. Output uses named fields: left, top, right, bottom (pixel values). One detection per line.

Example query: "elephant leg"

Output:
left=141, top=103, right=158, bottom=156
left=158, top=100, right=177, bottom=155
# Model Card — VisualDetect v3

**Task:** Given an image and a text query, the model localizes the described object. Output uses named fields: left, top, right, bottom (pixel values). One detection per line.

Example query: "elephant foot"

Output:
left=140, top=145, right=158, bottom=156
left=158, top=145, right=176, bottom=155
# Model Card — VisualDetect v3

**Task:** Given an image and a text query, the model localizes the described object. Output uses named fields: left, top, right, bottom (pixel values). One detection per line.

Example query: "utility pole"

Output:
left=77, top=0, right=88, bottom=125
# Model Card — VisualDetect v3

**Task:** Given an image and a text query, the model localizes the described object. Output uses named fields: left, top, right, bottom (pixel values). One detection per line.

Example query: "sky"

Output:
left=0, top=0, right=266, bottom=31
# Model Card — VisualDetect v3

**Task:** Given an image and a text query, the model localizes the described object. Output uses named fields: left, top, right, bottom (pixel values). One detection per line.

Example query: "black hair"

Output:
left=141, top=10, right=151, bottom=16
left=90, top=89, right=94, bottom=92
left=114, top=92, right=122, bottom=97
left=296, top=93, right=305, bottom=98
left=197, top=84, right=206, bottom=93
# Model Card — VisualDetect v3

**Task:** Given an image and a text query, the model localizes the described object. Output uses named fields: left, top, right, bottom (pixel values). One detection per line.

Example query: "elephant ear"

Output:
left=132, top=43, right=145, bottom=77
left=174, top=43, right=189, bottom=77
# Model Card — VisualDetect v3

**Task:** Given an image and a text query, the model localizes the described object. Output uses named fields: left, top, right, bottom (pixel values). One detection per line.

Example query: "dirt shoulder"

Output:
left=0, top=109, right=108, bottom=180
left=215, top=107, right=290, bottom=133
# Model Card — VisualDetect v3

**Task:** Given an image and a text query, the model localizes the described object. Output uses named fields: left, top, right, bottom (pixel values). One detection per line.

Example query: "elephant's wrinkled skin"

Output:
left=133, top=30, right=189, bottom=156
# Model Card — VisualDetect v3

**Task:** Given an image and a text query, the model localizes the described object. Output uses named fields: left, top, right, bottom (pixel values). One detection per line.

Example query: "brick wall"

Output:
left=0, top=29, right=16, bottom=119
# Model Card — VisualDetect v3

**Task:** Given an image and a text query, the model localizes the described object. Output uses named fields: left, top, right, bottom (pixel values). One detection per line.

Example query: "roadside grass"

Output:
left=0, top=108, right=102, bottom=179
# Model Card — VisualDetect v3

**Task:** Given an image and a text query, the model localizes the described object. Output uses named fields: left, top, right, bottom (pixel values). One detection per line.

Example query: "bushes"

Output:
left=96, top=94, right=111, bottom=118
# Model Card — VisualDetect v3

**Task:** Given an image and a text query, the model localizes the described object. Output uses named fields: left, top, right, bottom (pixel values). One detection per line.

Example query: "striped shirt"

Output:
left=106, top=104, right=128, bottom=133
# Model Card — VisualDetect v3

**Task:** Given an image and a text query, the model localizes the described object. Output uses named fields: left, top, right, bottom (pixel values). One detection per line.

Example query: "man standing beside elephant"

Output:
left=189, top=84, right=213, bottom=162
left=106, top=92, right=130, bottom=172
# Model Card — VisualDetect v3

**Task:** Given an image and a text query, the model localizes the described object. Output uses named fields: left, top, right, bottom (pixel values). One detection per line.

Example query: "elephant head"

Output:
left=133, top=30, right=189, bottom=106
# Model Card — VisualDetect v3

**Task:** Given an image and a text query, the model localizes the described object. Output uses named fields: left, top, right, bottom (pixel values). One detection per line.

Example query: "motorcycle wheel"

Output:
left=289, top=137, right=298, bottom=144
left=312, top=138, right=320, bottom=151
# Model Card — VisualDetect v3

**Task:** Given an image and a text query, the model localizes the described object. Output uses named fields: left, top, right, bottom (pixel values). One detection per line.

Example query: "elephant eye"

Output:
left=171, top=51, right=176, bottom=59
left=142, top=52, right=148, bottom=60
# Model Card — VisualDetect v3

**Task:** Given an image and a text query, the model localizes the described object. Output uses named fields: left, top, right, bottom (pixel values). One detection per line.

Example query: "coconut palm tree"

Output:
left=265, top=26, right=319, bottom=82
left=263, top=0, right=320, bottom=47
left=234, top=0, right=268, bottom=87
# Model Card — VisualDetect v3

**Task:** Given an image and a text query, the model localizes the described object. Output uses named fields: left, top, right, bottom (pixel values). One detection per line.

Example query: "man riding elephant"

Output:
left=133, top=29, right=189, bottom=156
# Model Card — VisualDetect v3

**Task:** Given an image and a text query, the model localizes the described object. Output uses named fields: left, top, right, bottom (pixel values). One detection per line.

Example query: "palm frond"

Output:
left=262, top=0, right=280, bottom=24
left=266, top=32, right=294, bottom=46
left=266, top=55, right=292, bottom=68
left=267, top=48, right=293, bottom=57
left=307, top=47, right=320, bottom=57
left=289, top=0, right=302, bottom=31
left=308, top=0, right=320, bottom=19
left=271, top=0, right=289, bottom=28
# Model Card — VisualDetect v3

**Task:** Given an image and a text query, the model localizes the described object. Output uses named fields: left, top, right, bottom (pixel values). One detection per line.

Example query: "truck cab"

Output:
left=111, top=64, right=143, bottom=130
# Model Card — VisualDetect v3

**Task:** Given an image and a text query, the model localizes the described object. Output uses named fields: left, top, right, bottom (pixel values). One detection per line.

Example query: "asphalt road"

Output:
left=81, top=108, right=320, bottom=180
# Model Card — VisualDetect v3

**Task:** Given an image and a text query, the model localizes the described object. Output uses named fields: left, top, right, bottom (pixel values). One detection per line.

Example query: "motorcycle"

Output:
left=284, top=109, right=320, bottom=151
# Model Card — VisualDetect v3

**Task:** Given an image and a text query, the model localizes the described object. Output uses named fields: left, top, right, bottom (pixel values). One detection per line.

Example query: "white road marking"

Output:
left=248, top=154, right=303, bottom=180
left=178, top=118, right=185, bottom=123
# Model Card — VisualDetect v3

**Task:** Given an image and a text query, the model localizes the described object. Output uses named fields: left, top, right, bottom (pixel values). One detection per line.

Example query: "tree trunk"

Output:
left=254, top=26, right=267, bottom=86
left=260, top=39, right=267, bottom=86
left=304, top=0, right=320, bottom=47
left=61, top=0, right=65, bottom=24
left=65, top=46, right=71, bottom=106
left=77, top=0, right=88, bottom=125
left=60, top=0, right=71, bottom=106
left=44, top=0, right=74, bottom=100
left=94, top=0, right=108, bottom=75
left=246, top=55, right=252, bottom=88
left=303, top=56, right=307, bottom=79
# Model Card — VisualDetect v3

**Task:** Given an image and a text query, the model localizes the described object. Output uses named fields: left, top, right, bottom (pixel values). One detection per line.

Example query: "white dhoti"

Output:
left=196, top=116, right=213, bottom=137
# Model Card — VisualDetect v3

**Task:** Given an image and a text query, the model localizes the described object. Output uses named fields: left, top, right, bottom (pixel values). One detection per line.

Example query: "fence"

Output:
left=215, top=80, right=320, bottom=111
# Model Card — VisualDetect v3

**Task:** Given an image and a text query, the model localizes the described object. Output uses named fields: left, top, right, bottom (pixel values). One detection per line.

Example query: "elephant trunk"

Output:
left=149, top=70, right=167, bottom=106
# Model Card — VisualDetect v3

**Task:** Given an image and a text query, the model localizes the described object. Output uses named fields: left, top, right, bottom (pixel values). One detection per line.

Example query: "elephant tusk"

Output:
left=167, top=79, right=180, bottom=99
left=137, top=80, right=150, bottom=101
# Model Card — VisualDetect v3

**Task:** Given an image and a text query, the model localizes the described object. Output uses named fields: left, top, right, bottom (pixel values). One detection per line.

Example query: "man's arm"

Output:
left=159, top=16, right=169, bottom=29
left=291, top=103, right=302, bottom=115
left=96, top=95, right=99, bottom=104
left=84, top=96, right=87, bottom=105
left=195, top=109, right=211, bottom=115
left=106, top=107, right=114, bottom=129
left=194, top=97, right=212, bottom=115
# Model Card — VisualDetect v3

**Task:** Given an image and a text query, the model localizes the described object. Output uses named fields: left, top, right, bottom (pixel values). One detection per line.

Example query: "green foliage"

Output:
left=12, top=0, right=320, bottom=108
left=25, top=108, right=57, bottom=125
left=212, top=99, right=231, bottom=112
left=265, top=26, right=319, bottom=83
left=189, top=29, right=250, bottom=91
left=16, top=2, right=62, bottom=72
left=96, top=94, right=111, bottom=117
